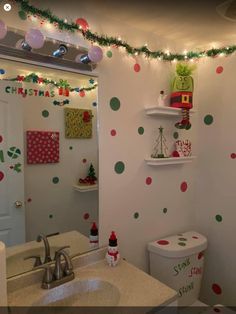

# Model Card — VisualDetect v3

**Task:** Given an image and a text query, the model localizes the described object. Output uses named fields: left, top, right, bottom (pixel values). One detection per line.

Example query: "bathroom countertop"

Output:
left=8, top=249, right=177, bottom=307
left=6, top=231, right=90, bottom=278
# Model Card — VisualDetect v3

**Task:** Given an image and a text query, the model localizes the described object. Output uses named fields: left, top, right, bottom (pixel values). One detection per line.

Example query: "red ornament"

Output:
left=38, top=77, right=44, bottom=84
left=17, top=75, right=25, bottom=82
left=172, top=150, right=180, bottom=157
left=58, top=88, right=69, bottom=97
left=79, top=90, right=85, bottom=97
left=76, top=18, right=89, bottom=31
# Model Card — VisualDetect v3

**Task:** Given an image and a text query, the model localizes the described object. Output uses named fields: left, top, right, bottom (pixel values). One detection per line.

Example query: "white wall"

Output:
left=195, top=57, right=236, bottom=306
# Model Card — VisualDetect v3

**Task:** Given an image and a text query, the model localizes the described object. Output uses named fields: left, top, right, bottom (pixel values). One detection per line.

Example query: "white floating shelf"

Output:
left=145, top=156, right=196, bottom=166
left=73, top=184, right=98, bottom=192
left=145, top=106, right=196, bottom=117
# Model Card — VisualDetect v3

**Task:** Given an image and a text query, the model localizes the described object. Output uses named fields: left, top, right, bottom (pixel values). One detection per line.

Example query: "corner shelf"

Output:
left=145, top=156, right=196, bottom=166
left=145, top=106, right=196, bottom=117
left=73, top=184, right=98, bottom=192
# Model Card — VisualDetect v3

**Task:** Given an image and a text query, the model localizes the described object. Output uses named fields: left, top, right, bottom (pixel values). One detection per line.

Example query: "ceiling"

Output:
left=2, top=0, right=236, bottom=51
left=79, top=0, right=236, bottom=49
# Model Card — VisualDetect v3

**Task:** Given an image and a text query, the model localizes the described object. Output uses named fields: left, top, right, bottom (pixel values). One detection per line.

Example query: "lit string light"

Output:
left=14, top=0, right=236, bottom=61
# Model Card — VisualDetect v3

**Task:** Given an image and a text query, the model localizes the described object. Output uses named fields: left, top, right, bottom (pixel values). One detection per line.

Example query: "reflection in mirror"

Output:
left=0, top=58, right=99, bottom=278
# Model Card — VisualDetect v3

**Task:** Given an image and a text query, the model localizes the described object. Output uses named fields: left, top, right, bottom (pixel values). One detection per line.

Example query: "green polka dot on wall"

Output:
left=106, top=50, right=113, bottom=58
left=49, top=214, right=53, bottom=219
left=52, top=176, right=59, bottom=184
left=138, top=127, right=144, bottom=135
left=163, top=208, right=168, bottom=214
left=69, top=146, right=73, bottom=150
left=204, top=114, right=214, bottom=125
left=215, top=214, right=223, bottom=222
left=173, top=132, right=179, bottom=139
left=114, top=161, right=125, bottom=174
left=134, top=212, right=139, bottom=219
left=42, top=110, right=49, bottom=118
left=110, top=97, right=120, bottom=111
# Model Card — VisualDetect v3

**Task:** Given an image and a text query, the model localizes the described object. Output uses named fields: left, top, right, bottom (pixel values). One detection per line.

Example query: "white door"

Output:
left=0, top=81, right=25, bottom=246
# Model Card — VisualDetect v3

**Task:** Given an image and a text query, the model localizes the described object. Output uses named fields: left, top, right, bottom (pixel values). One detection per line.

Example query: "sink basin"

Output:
left=7, top=246, right=60, bottom=277
left=33, top=279, right=121, bottom=306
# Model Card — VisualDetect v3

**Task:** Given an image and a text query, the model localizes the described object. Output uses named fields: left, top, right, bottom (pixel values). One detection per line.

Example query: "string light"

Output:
left=15, top=0, right=236, bottom=62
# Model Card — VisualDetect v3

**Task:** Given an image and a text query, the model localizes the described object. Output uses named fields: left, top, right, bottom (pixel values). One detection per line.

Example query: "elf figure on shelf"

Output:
left=106, top=231, right=120, bottom=267
left=170, top=63, right=196, bottom=129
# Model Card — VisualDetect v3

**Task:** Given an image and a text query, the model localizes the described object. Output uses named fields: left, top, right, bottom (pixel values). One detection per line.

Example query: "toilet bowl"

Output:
left=148, top=231, right=234, bottom=312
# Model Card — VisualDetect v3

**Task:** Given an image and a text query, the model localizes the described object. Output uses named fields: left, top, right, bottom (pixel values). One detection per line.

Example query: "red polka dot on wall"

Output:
left=82, top=158, right=87, bottom=163
left=134, top=63, right=141, bottom=72
left=0, top=171, right=4, bottom=182
left=83, top=213, right=90, bottom=220
left=110, top=129, right=117, bottom=136
left=230, top=153, right=236, bottom=159
left=180, top=181, right=188, bottom=192
left=0, top=135, right=3, bottom=143
left=146, top=177, right=152, bottom=185
left=212, top=283, right=222, bottom=295
left=216, top=66, right=223, bottom=74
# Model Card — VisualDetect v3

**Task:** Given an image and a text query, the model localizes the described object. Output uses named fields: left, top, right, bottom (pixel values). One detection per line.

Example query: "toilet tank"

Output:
left=148, top=231, right=207, bottom=307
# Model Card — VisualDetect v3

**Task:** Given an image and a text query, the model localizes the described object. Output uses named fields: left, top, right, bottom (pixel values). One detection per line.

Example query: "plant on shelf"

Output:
left=79, top=163, right=97, bottom=185
left=151, top=126, right=169, bottom=158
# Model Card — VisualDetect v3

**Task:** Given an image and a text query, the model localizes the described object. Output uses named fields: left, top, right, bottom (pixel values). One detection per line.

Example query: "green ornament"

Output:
left=18, top=10, right=27, bottom=20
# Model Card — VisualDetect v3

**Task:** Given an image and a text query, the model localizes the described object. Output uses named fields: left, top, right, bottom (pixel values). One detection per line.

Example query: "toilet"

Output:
left=148, top=231, right=207, bottom=307
left=148, top=231, right=235, bottom=313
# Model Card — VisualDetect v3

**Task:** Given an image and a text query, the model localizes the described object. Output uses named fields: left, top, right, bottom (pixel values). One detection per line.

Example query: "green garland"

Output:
left=5, top=72, right=98, bottom=92
left=14, top=0, right=236, bottom=61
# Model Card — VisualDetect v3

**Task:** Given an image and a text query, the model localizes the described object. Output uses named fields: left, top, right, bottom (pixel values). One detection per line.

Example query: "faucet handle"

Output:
left=37, top=264, right=53, bottom=287
left=24, top=255, right=42, bottom=267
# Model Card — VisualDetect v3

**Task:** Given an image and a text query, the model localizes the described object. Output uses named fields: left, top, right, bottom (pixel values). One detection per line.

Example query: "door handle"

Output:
left=14, top=201, right=23, bottom=208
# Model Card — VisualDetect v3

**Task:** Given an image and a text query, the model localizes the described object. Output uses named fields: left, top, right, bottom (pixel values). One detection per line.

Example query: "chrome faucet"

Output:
left=37, top=233, right=52, bottom=264
left=40, top=249, right=74, bottom=289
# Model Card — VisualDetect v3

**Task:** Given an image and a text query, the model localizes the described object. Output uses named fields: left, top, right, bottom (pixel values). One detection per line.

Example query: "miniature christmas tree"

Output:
left=79, top=163, right=97, bottom=185
left=151, top=126, right=168, bottom=158
left=88, top=164, right=97, bottom=181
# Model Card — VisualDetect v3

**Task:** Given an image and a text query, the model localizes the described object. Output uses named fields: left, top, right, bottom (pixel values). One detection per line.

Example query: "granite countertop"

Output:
left=6, top=231, right=91, bottom=278
left=7, top=248, right=177, bottom=307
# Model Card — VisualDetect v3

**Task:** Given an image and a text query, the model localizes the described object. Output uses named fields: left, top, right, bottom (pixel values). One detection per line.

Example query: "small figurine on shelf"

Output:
left=89, top=222, right=99, bottom=249
left=157, top=90, right=168, bottom=107
left=79, top=163, right=97, bottom=185
left=151, top=126, right=169, bottom=158
left=106, top=231, right=120, bottom=267
left=170, top=63, right=196, bottom=129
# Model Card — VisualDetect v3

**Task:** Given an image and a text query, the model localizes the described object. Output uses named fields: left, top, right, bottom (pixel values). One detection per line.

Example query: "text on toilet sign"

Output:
left=173, top=258, right=190, bottom=276
left=178, top=281, right=194, bottom=297
left=188, top=267, right=202, bottom=277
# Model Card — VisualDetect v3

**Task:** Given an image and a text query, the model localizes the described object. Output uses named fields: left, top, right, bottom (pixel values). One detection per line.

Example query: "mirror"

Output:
left=0, top=58, right=99, bottom=278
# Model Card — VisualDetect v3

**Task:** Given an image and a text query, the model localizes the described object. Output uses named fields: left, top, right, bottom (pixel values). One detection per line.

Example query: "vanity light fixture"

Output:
left=52, top=44, right=68, bottom=58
